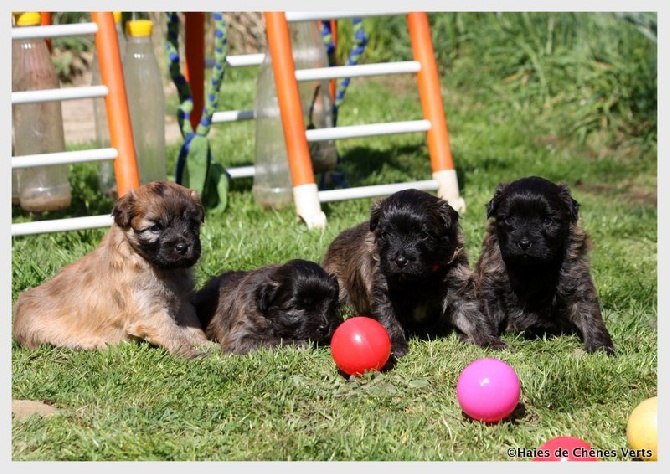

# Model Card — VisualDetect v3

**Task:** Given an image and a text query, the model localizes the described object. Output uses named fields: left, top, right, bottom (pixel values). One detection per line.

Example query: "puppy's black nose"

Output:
left=394, top=255, right=408, bottom=267
left=518, top=239, right=532, bottom=250
left=175, top=242, right=189, bottom=254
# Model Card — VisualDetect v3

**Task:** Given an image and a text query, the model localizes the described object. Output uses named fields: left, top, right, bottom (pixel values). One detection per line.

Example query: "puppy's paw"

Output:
left=585, top=342, right=616, bottom=357
left=391, top=339, right=409, bottom=358
left=487, top=339, right=513, bottom=351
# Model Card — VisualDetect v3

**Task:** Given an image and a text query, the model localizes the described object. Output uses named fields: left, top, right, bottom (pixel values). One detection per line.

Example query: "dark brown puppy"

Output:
left=322, top=189, right=506, bottom=358
left=194, top=259, right=342, bottom=354
left=13, top=180, right=208, bottom=358
left=475, top=176, right=615, bottom=355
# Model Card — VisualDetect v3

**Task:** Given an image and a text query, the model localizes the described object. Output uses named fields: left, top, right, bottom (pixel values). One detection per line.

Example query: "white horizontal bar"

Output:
left=12, top=148, right=118, bottom=169
left=306, top=120, right=431, bottom=141
left=211, top=109, right=256, bottom=123
left=286, top=12, right=405, bottom=22
left=12, top=23, right=98, bottom=40
left=226, top=166, right=256, bottom=179
left=12, top=86, right=108, bottom=104
left=318, top=180, right=439, bottom=202
left=12, top=215, right=113, bottom=237
left=225, top=54, right=266, bottom=67
left=295, top=61, right=420, bottom=82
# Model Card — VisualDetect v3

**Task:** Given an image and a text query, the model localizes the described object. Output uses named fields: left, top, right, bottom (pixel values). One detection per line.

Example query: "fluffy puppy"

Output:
left=13, top=180, right=208, bottom=358
left=322, top=189, right=506, bottom=358
left=475, top=176, right=615, bottom=355
left=193, top=259, right=342, bottom=354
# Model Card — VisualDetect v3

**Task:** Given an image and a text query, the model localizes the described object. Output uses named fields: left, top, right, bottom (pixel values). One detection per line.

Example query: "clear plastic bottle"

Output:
left=122, top=19, right=166, bottom=185
left=252, top=55, right=293, bottom=210
left=93, top=11, right=126, bottom=198
left=12, top=11, right=72, bottom=212
left=252, top=20, right=336, bottom=210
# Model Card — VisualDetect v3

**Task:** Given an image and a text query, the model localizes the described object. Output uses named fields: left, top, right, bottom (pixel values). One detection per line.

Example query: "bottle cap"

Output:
left=14, top=12, right=42, bottom=26
left=113, top=11, right=122, bottom=24
left=126, top=19, right=153, bottom=37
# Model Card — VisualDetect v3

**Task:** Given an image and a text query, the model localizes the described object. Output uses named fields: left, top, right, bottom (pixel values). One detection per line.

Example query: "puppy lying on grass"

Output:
left=13, top=181, right=208, bottom=359
left=194, top=259, right=342, bottom=354
left=322, top=189, right=506, bottom=359
left=475, top=176, right=615, bottom=355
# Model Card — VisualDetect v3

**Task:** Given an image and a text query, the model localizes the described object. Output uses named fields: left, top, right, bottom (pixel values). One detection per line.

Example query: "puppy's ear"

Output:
left=486, top=183, right=507, bottom=218
left=112, top=190, right=136, bottom=228
left=558, top=184, right=580, bottom=222
left=328, top=273, right=340, bottom=295
left=438, top=199, right=459, bottom=228
left=189, top=189, right=206, bottom=224
left=369, top=199, right=383, bottom=232
left=255, top=280, right=280, bottom=314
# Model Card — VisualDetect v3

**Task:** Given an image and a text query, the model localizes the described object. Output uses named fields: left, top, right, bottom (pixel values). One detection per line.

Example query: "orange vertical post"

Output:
left=184, top=12, right=205, bottom=130
left=41, top=11, right=52, bottom=51
left=407, top=12, right=454, bottom=173
left=92, top=11, right=140, bottom=196
left=264, top=12, right=315, bottom=188
left=328, top=19, right=337, bottom=103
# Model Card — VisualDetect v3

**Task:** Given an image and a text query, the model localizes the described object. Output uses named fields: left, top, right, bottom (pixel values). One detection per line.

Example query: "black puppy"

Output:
left=322, top=189, right=506, bottom=358
left=475, top=176, right=615, bottom=355
left=193, top=259, right=342, bottom=354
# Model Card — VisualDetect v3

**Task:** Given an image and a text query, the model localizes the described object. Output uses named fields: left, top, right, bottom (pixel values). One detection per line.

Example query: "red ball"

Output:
left=534, top=436, right=599, bottom=462
left=330, top=316, right=391, bottom=376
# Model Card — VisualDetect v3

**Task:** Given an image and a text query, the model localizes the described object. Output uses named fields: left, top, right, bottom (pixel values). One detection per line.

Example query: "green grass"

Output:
left=11, top=14, right=657, bottom=462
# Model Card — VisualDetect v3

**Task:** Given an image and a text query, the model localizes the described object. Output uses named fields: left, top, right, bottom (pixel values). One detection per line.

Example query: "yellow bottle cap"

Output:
left=126, top=19, right=153, bottom=37
left=14, top=11, right=42, bottom=26
left=113, top=11, right=122, bottom=24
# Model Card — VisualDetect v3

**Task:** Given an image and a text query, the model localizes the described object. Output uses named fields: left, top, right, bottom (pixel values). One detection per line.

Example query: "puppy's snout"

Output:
left=518, top=239, right=532, bottom=250
left=394, top=254, right=408, bottom=268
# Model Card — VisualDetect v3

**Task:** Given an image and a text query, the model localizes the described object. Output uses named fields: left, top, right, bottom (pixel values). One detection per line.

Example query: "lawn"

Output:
left=10, top=13, right=657, bottom=463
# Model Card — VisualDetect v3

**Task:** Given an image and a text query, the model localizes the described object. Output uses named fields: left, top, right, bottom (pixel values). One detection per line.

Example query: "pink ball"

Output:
left=456, top=358, right=520, bottom=423
left=534, top=436, right=599, bottom=461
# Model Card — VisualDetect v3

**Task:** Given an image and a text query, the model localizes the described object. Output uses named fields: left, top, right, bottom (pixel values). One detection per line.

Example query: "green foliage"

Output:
left=11, top=14, right=656, bottom=461
left=335, top=13, right=656, bottom=149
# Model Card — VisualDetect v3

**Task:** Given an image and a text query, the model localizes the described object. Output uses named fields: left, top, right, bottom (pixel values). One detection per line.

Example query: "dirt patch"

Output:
left=575, top=178, right=657, bottom=207
left=12, top=399, right=60, bottom=422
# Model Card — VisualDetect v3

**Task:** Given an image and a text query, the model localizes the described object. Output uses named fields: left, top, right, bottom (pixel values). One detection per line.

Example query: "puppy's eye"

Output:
left=503, top=216, right=515, bottom=226
left=149, top=223, right=162, bottom=232
left=543, top=217, right=554, bottom=226
left=419, top=231, right=431, bottom=240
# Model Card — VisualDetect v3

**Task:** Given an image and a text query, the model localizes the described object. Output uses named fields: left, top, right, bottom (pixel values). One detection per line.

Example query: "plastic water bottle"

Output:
left=93, top=11, right=126, bottom=198
left=12, top=11, right=72, bottom=212
left=252, top=55, right=293, bottom=210
left=252, top=20, right=336, bottom=210
left=122, top=19, right=166, bottom=185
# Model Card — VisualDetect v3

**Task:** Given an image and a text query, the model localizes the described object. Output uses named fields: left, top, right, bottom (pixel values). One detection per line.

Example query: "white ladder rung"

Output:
left=12, top=148, right=118, bottom=169
left=11, top=22, right=99, bottom=40
left=226, top=166, right=256, bottom=179
left=286, top=12, right=404, bottom=22
left=211, top=109, right=256, bottom=123
left=225, top=54, right=266, bottom=67
left=318, top=180, right=439, bottom=202
left=12, top=215, right=113, bottom=237
left=12, top=85, right=108, bottom=105
left=295, top=61, right=420, bottom=82
left=306, top=120, right=431, bottom=142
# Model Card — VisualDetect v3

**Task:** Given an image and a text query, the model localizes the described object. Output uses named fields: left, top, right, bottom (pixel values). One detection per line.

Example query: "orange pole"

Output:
left=328, top=19, right=337, bottom=104
left=92, top=11, right=140, bottom=196
left=184, top=12, right=205, bottom=130
left=41, top=12, right=52, bottom=51
left=264, top=12, right=315, bottom=187
left=407, top=12, right=454, bottom=173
